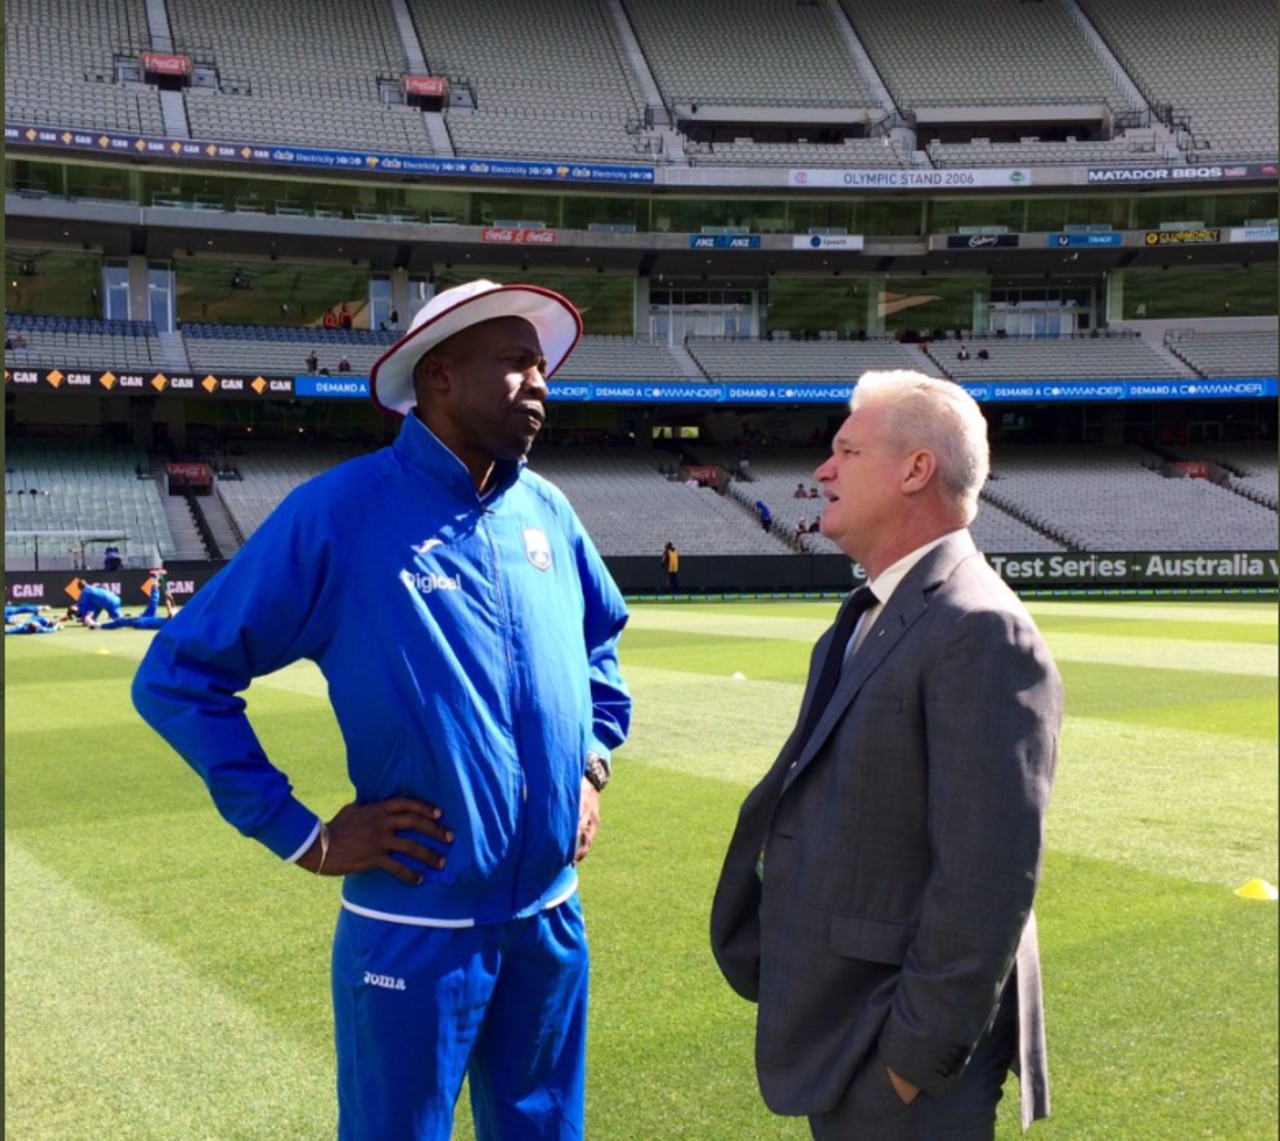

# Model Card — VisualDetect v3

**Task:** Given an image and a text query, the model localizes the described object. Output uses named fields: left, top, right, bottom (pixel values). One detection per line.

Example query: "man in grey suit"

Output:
left=711, top=370, right=1063, bottom=1140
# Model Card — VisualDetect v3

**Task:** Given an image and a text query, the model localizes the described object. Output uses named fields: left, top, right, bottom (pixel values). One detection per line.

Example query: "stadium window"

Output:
left=102, top=263, right=129, bottom=321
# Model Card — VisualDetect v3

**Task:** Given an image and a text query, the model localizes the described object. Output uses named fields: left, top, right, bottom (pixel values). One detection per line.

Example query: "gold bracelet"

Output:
left=315, top=822, right=331, bottom=876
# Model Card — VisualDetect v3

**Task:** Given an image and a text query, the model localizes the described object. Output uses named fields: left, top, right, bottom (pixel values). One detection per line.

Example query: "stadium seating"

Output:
left=4, top=0, right=1275, bottom=175
left=9, top=320, right=1274, bottom=392
left=984, top=445, right=1277, bottom=551
left=686, top=338, right=944, bottom=382
left=4, top=314, right=160, bottom=371
left=202, top=442, right=799, bottom=557
left=693, top=446, right=1068, bottom=556
left=214, top=441, right=370, bottom=538
left=4, top=437, right=180, bottom=567
left=9, top=429, right=1269, bottom=572
left=926, top=137, right=1163, bottom=169
left=178, top=328, right=689, bottom=380
left=619, top=0, right=911, bottom=169
left=182, top=87, right=431, bottom=156
left=1166, top=330, right=1280, bottom=379
left=5, top=0, right=164, bottom=135
left=182, top=323, right=397, bottom=375
left=405, top=0, right=659, bottom=163
left=934, top=335, right=1193, bottom=383
left=623, top=0, right=877, bottom=110
left=168, top=0, right=433, bottom=154
left=17, top=321, right=1276, bottom=394
left=839, top=0, right=1137, bottom=113
left=556, top=338, right=689, bottom=382
left=527, top=448, right=793, bottom=556
left=1077, top=0, right=1279, bottom=161
left=1155, top=442, right=1279, bottom=510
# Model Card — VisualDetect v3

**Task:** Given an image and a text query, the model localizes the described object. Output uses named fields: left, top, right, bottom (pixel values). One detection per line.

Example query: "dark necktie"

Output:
left=799, top=584, right=877, bottom=743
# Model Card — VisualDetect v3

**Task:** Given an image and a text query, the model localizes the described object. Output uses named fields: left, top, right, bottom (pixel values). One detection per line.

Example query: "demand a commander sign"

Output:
left=985, top=550, right=1279, bottom=588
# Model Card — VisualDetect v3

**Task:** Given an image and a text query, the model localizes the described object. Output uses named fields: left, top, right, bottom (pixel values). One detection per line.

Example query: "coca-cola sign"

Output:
left=402, top=75, right=447, bottom=97
left=141, top=52, right=192, bottom=76
left=482, top=228, right=558, bottom=244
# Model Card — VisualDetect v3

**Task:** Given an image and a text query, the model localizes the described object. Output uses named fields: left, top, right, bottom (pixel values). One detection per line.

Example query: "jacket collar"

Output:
left=394, top=411, right=524, bottom=503
left=784, top=530, right=979, bottom=790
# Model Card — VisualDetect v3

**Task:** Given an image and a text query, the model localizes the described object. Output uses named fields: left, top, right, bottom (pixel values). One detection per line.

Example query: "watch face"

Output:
left=586, top=754, right=610, bottom=790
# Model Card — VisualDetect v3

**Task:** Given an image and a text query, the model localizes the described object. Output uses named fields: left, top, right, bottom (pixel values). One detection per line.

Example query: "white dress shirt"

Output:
left=846, top=531, right=962, bottom=660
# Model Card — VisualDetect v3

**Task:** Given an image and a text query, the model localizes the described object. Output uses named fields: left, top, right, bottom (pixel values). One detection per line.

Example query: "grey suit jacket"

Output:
left=711, top=532, right=1062, bottom=1130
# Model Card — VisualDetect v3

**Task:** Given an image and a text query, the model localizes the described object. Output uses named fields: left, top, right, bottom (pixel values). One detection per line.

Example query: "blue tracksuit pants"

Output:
left=332, top=893, right=589, bottom=1141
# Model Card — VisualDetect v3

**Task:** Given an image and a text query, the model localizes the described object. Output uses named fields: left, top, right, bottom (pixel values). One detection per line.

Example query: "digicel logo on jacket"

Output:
left=402, top=568, right=461, bottom=594
left=404, top=536, right=460, bottom=594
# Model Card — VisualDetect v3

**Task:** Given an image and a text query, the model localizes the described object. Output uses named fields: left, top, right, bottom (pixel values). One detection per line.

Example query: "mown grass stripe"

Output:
left=1045, top=632, right=1276, bottom=677
left=4, top=836, right=336, bottom=1140
left=1048, top=715, right=1277, bottom=886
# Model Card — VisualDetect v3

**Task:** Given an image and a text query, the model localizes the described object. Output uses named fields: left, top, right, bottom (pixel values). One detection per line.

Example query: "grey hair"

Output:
left=848, top=370, right=990, bottom=524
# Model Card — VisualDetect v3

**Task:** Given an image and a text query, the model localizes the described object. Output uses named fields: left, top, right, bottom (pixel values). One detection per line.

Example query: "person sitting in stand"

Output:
left=793, top=482, right=809, bottom=499
left=977, top=347, right=991, bottom=360
left=956, top=344, right=970, bottom=361
left=306, top=349, right=320, bottom=374
left=338, top=355, right=352, bottom=374
left=808, top=485, right=820, bottom=499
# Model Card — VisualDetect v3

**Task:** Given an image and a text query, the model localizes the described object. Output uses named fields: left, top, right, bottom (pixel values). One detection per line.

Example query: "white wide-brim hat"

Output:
left=369, top=279, right=582, bottom=414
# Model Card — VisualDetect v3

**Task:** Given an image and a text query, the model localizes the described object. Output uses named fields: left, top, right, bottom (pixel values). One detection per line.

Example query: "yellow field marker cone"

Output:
left=1233, top=878, right=1278, bottom=901
left=94, top=647, right=111, bottom=656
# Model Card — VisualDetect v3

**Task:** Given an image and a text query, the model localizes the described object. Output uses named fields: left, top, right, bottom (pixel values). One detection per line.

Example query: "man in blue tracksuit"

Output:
left=137, top=566, right=175, bottom=619
left=101, top=569, right=172, bottom=629
left=132, top=279, right=631, bottom=1141
left=67, top=580, right=124, bottom=627
left=6, top=611, right=64, bottom=634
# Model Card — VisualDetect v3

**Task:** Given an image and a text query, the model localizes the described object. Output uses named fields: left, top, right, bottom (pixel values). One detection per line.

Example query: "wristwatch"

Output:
left=584, top=751, right=611, bottom=793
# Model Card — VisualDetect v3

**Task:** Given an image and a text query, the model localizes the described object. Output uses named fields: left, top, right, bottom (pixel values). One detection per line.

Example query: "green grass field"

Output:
left=6, top=599, right=1278, bottom=1140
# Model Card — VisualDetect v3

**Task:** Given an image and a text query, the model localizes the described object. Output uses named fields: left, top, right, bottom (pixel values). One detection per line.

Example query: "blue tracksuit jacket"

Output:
left=133, top=415, right=631, bottom=926
left=77, top=584, right=123, bottom=619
